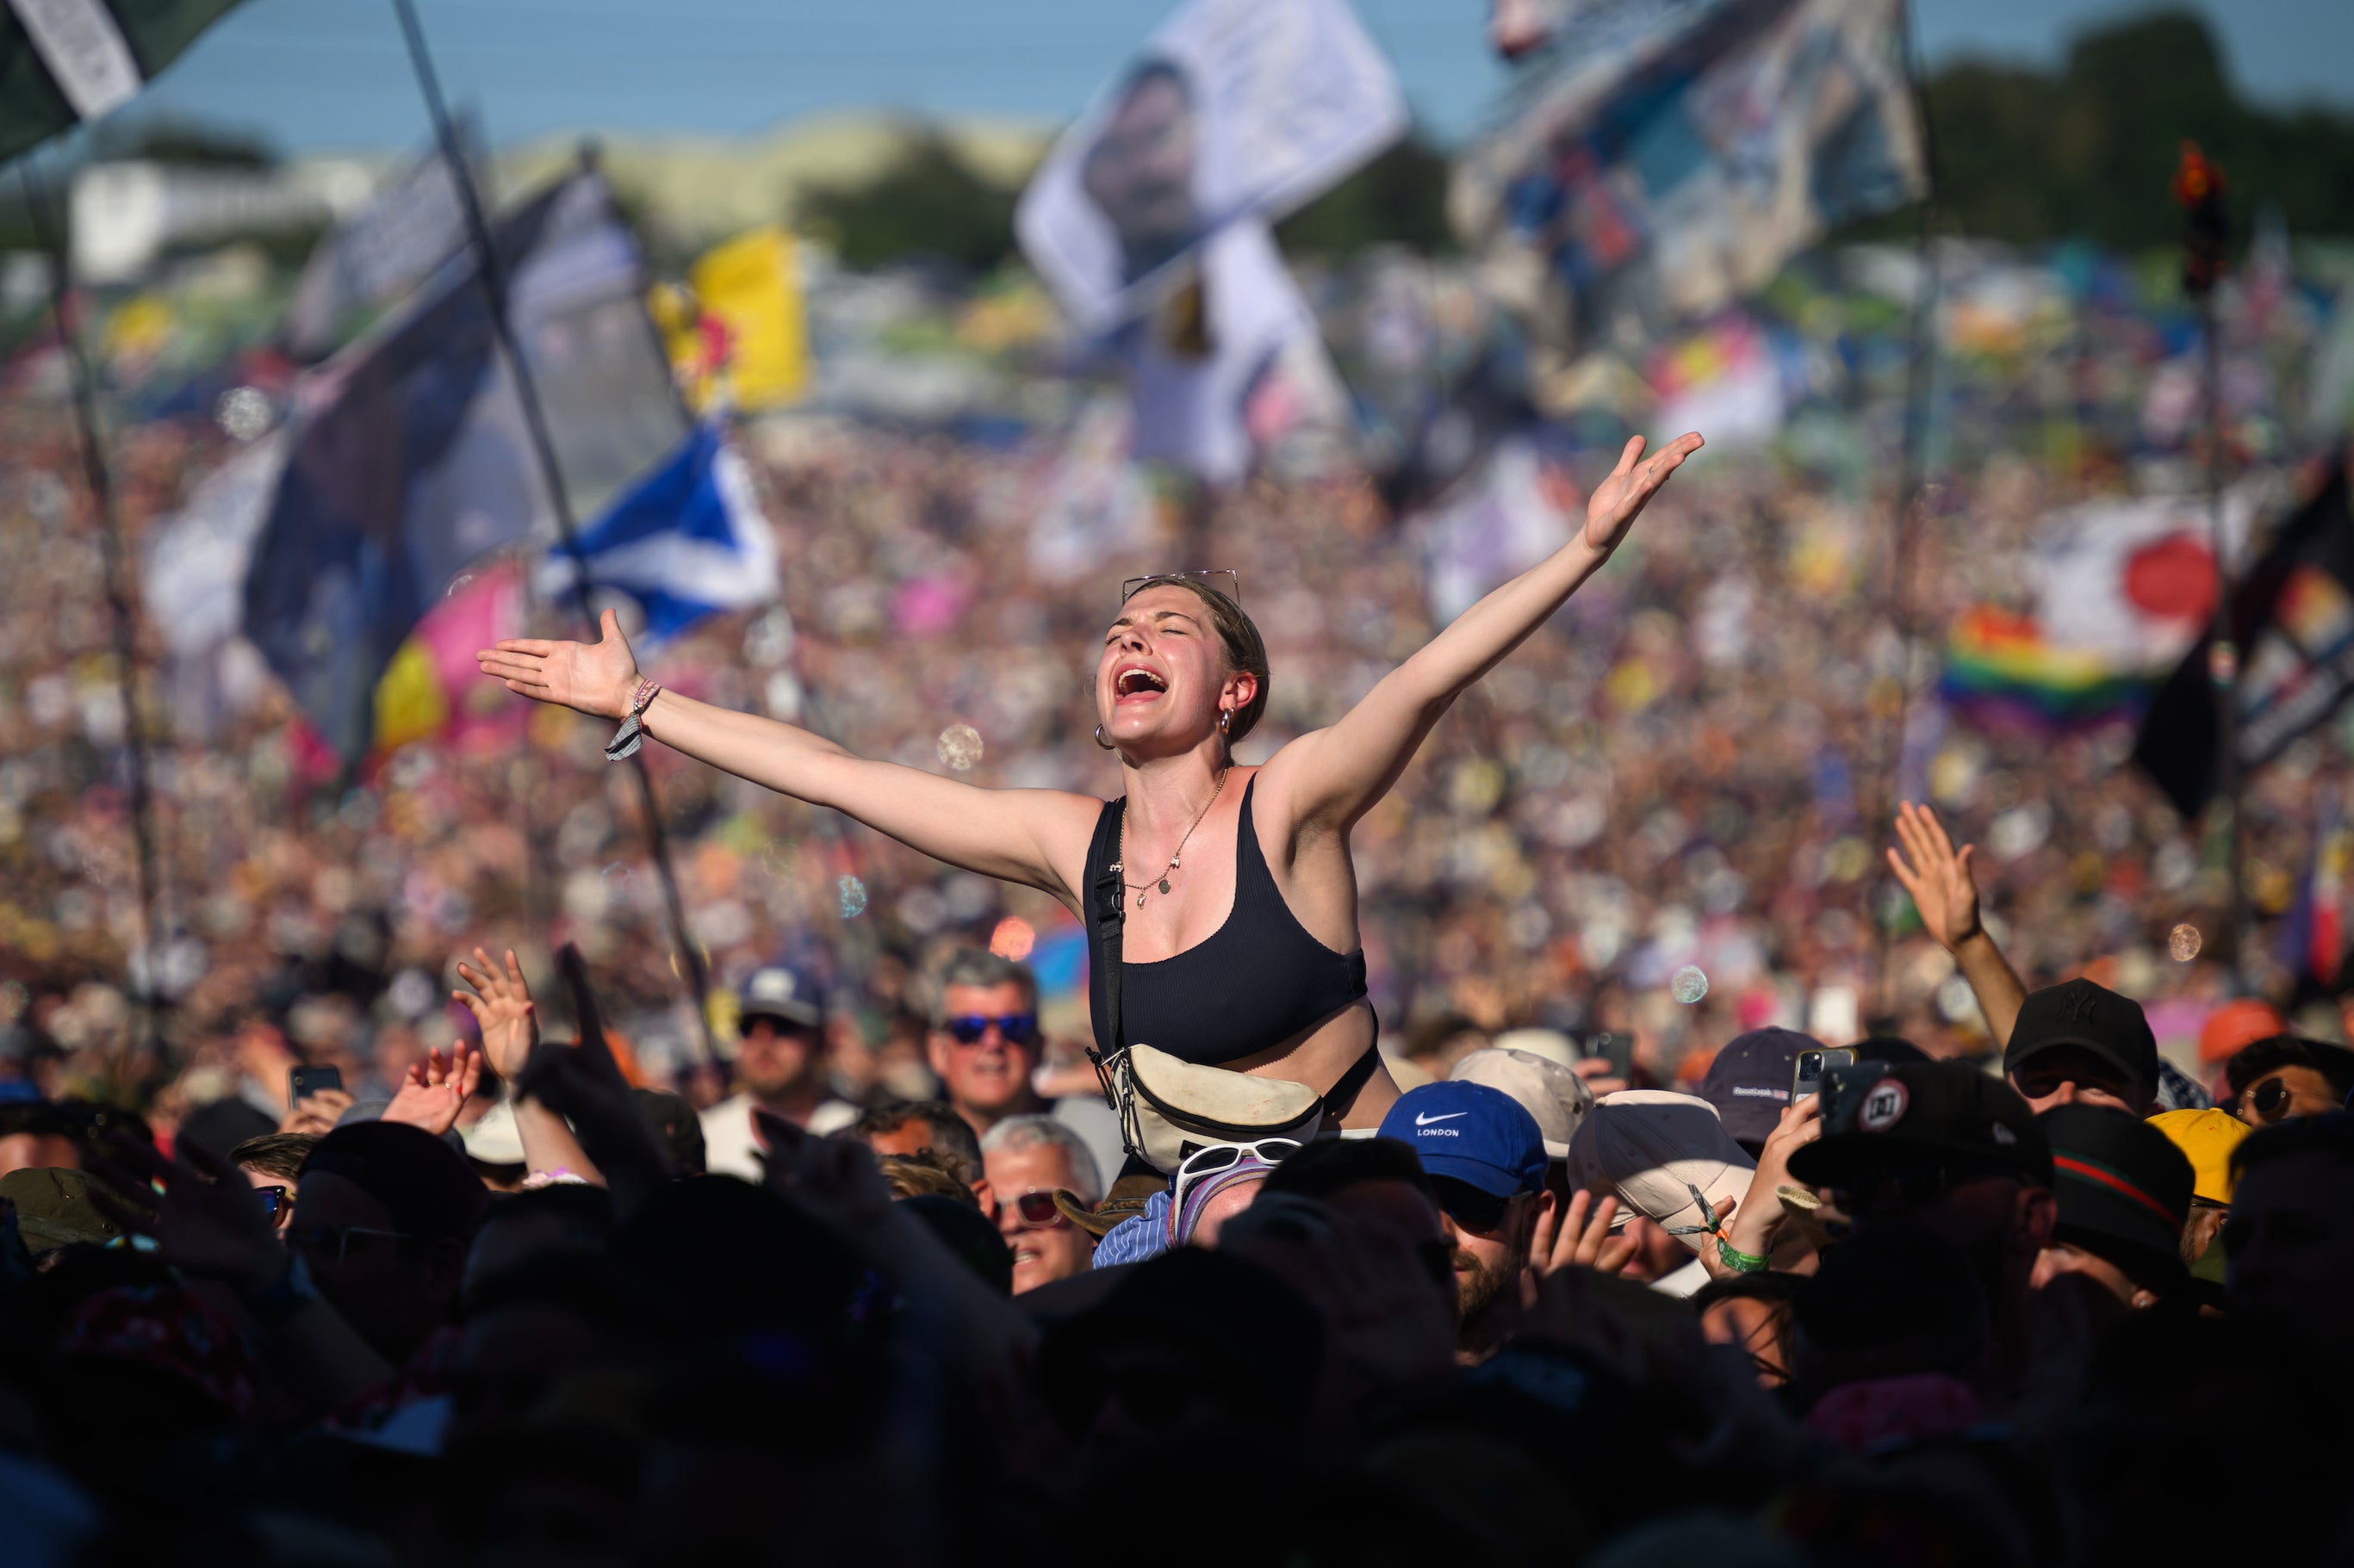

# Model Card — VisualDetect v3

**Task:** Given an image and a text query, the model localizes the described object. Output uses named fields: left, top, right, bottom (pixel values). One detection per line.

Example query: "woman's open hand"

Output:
left=477, top=607, right=640, bottom=721
left=454, top=947, right=539, bottom=1081
left=1585, top=431, right=1705, bottom=555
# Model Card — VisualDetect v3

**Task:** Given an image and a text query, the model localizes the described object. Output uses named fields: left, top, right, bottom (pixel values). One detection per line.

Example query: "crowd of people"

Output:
left=3, top=190, right=2353, bottom=1560
left=3, top=902, right=2351, bottom=1565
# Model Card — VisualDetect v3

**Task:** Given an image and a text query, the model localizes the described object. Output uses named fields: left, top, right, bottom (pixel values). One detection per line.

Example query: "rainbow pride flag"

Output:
left=1939, top=606, right=2152, bottom=730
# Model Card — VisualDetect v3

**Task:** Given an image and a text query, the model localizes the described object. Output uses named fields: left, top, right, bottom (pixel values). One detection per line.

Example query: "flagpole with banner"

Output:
left=1871, top=0, right=1943, bottom=1023
left=19, top=163, right=167, bottom=1057
left=388, top=0, right=717, bottom=1063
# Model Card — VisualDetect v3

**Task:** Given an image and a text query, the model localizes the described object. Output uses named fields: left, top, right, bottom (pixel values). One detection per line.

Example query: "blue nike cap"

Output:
left=1378, top=1081, right=1549, bottom=1199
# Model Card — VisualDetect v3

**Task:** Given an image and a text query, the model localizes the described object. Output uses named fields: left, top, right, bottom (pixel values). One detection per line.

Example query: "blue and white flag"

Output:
left=536, top=423, right=778, bottom=644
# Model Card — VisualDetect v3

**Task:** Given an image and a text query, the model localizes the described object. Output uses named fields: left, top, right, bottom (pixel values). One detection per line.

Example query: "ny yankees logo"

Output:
left=2054, top=985, right=2102, bottom=1028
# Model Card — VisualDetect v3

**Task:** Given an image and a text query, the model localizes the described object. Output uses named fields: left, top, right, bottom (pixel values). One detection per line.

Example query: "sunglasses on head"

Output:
left=945, top=1013, right=1037, bottom=1045
left=1171, top=1137, right=1300, bottom=1209
left=1005, top=1190, right=1069, bottom=1230
left=1121, top=568, right=1240, bottom=607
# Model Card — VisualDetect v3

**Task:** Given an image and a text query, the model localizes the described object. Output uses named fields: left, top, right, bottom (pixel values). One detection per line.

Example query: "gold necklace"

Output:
left=1114, top=767, right=1228, bottom=910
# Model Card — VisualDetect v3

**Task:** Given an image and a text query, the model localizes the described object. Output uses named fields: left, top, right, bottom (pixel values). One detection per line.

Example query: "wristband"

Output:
left=1716, top=1236, right=1771, bottom=1274
left=605, top=679, right=662, bottom=762
left=245, top=1252, right=320, bottom=1329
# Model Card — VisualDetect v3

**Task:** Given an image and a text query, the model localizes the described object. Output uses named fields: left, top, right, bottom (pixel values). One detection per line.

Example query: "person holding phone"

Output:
left=481, top=431, right=1705, bottom=1134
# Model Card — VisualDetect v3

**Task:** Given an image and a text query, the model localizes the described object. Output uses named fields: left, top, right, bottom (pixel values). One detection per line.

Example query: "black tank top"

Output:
left=1084, top=776, right=1369, bottom=1066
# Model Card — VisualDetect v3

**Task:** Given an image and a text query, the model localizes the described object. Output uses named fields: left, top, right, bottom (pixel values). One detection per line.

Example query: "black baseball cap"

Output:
left=1698, top=1027, right=1819, bottom=1148
left=1789, top=1059, right=2051, bottom=1191
left=2003, top=978, right=2158, bottom=1102
left=2038, top=1105, right=2193, bottom=1296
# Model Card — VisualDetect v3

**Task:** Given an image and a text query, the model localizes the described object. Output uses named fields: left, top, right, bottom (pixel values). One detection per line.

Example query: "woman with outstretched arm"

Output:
left=480, top=431, right=1703, bottom=1132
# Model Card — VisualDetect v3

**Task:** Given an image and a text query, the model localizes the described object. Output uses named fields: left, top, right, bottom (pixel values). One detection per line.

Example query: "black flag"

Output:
left=2134, top=456, right=2354, bottom=817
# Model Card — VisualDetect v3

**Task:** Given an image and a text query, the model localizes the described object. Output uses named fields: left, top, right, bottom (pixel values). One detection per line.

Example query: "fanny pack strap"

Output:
left=1087, top=797, right=1146, bottom=1162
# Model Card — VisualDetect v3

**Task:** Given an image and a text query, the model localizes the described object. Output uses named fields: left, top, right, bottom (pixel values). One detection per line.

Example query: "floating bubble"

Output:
left=936, top=722, right=984, bottom=772
left=837, top=874, right=868, bottom=920
left=215, top=386, right=272, bottom=442
left=990, top=916, right=1035, bottom=962
left=1670, top=964, right=1710, bottom=1005
left=2169, top=923, right=2203, bottom=962
left=445, top=571, right=477, bottom=598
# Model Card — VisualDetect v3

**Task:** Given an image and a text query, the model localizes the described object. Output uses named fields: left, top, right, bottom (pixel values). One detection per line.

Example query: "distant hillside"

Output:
left=479, top=112, right=1052, bottom=250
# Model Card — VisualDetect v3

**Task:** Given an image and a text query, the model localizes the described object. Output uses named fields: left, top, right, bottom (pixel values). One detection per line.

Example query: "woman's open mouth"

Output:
left=1114, top=665, right=1168, bottom=704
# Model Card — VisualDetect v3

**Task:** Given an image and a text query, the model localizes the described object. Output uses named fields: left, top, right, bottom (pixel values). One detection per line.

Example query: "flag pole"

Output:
left=19, top=163, right=168, bottom=1060
left=2175, top=143, right=2245, bottom=992
left=389, top=0, right=718, bottom=1062
left=1870, top=0, right=1944, bottom=1025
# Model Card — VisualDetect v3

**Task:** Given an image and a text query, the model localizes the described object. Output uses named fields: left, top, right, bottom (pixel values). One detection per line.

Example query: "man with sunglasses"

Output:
left=2003, top=977, right=2159, bottom=1118
left=927, top=951, right=1051, bottom=1141
left=701, top=964, right=849, bottom=1182
left=1377, top=1081, right=1553, bottom=1361
left=2221, top=1035, right=2354, bottom=1129
left=981, top=1114, right=1102, bottom=1294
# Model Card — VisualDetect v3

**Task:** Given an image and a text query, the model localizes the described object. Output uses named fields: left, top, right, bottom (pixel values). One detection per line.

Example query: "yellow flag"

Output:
left=690, top=226, right=808, bottom=411
left=372, top=638, right=448, bottom=754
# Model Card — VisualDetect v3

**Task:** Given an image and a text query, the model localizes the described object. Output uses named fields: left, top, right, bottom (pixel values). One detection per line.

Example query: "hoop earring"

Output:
left=1094, top=723, right=1117, bottom=751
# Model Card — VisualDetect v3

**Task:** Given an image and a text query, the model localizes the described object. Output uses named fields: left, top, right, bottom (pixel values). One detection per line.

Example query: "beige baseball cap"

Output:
left=1449, top=1046, right=1595, bottom=1159
left=1564, top=1090, right=1757, bottom=1255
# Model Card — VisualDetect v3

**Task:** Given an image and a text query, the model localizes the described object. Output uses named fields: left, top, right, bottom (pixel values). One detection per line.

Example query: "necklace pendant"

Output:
left=1158, top=877, right=1172, bottom=896
left=1136, top=890, right=1147, bottom=909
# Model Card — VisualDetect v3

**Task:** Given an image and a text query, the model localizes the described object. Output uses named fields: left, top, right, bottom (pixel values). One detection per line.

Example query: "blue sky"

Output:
left=130, top=0, right=2354, bottom=154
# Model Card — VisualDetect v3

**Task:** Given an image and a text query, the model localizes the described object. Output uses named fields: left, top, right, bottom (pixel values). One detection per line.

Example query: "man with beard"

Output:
left=1377, top=1081, right=1552, bottom=1361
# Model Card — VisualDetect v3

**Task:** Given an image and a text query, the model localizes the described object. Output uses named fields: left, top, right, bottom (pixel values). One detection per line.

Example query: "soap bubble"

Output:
left=1670, top=964, right=1710, bottom=1005
left=2169, top=923, right=2202, bottom=962
left=936, top=723, right=984, bottom=772
left=837, top=875, right=868, bottom=920
left=215, top=386, right=272, bottom=441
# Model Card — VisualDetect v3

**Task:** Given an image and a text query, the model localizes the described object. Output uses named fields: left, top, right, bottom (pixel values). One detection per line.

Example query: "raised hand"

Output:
left=1534, top=1187, right=1639, bottom=1278
left=477, top=607, right=640, bottom=721
left=1887, top=799, right=1982, bottom=951
left=382, top=1040, right=482, bottom=1137
left=281, top=1088, right=351, bottom=1137
left=454, top=947, right=539, bottom=1080
left=1584, top=431, right=1705, bottom=555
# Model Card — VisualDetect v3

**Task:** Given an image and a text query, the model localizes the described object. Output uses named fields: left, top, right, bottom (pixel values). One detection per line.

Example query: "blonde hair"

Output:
left=1118, top=575, right=1270, bottom=747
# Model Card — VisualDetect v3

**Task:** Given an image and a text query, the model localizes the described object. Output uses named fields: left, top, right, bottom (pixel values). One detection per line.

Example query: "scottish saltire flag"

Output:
left=536, top=424, right=779, bottom=644
left=2, top=0, right=248, bottom=165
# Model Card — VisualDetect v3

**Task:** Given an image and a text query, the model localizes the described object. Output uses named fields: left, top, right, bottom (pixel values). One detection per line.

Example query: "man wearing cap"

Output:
left=1376, top=1081, right=1552, bottom=1361
left=1565, top=1090, right=1756, bottom=1297
left=2030, top=1106, right=2195, bottom=1311
left=701, top=964, right=851, bottom=1183
left=1788, top=1059, right=2054, bottom=1389
left=2150, top=1106, right=2246, bottom=1289
left=2003, top=977, right=2159, bottom=1117
left=1450, top=1046, right=1593, bottom=1242
left=1697, top=1028, right=1819, bottom=1158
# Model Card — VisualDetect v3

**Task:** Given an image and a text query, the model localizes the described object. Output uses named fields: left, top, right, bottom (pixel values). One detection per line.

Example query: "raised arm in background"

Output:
left=1258, top=432, right=1703, bottom=840
left=1887, top=800, right=2028, bottom=1046
left=454, top=948, right=599, bottom=1183
left=476, top=615, right=1100, bottom=909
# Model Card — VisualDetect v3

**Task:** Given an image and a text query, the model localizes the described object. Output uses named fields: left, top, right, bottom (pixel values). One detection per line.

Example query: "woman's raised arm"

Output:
left=480, top=610, right=1100, bottom=904
left=1261, top=431, right=1701, bottom=836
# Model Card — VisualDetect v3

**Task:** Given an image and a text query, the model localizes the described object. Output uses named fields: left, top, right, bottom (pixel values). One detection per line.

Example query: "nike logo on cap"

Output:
left=1415, top=1111, right=1468, bottom=1126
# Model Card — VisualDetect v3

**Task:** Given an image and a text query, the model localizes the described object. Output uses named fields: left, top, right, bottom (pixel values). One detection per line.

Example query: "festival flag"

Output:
left=2279, top=790, right=2352, bottom=986
left=243, top=170, right=687, bottom=761
left=1451, top=0, right=1925, bottom=353
left=1016, top=0, right=1406, bottom=333
left=282, top=139, right=469, bottom=361
left=370, top=561, right=528, bottom=756
left=1415, top=437, right=1580, bottom=624
left=2134, top=456, right=2354, bottom=818
left=1937, top=607, right=2152, bottom=733
left=679, top=226, right=809, bottom=412
left=1, top=0, right=247, bottom=166
left=535, top=423, right=778, bottom=646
